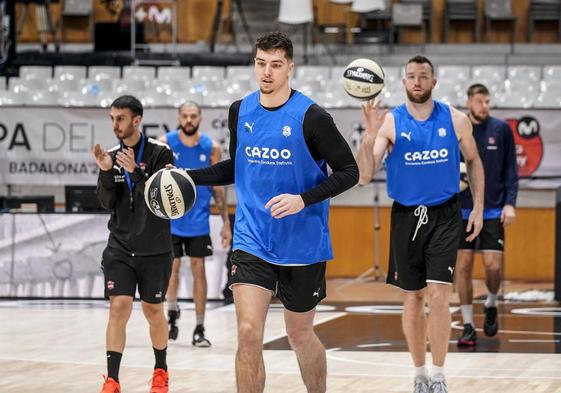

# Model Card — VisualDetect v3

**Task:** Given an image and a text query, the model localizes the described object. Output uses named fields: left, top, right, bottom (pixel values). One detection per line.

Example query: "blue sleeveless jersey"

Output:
left=234, top=91, right=333, bottom=265
left=166, top=130, right=213, bottom=237
left=386, top=101, right=460, bottom=206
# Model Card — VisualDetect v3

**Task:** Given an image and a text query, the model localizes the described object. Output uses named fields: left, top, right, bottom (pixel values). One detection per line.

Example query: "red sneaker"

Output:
left=100, top=376, right=121, bottom=393
left=150, top=368, right=169, bottom=393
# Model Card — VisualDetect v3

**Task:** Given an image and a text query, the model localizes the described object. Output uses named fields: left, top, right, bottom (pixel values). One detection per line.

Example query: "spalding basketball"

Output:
left=459, top=162, right=469, bottom=192
left=341, top=58, right=385, bottom=100
left=144, top=168, right=196, bottom=220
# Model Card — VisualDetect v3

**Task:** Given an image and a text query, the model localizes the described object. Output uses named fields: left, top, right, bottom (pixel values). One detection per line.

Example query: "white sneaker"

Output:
left=430, top=373, right=448, bottom=393
left=413, top=375, right=430, bottom=393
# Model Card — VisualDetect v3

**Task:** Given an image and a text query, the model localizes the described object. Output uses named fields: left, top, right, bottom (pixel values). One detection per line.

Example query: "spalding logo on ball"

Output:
left=144, top=168, right=196, bottom=220
left=341, top=58, right=385, bottom=101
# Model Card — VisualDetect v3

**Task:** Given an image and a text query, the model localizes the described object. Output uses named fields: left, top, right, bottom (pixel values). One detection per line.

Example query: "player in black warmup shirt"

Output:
left=93, top=95, right=174, bottom=393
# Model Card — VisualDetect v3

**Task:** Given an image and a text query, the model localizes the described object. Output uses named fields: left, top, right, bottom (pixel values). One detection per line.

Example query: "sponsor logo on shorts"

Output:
left=107, top=280, right=115, bottom=290
left=498, top=239, right=504, bottom=247
left=313, top=287, right=320, bottom=297
left=394, top=272, right=398, bottom=281
left=231, top=264, right=237, bottom=276
left=155, top=291, right=162, bottom=298
left=448, top=266, right=455, bottom=276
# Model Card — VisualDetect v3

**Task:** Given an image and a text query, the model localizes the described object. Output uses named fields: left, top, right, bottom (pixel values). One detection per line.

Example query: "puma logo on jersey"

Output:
left=244, top=122, right=255, bottom=133
left=401, top=131, right=412, bottom=141
left=172, top=151, right=180, bottom=161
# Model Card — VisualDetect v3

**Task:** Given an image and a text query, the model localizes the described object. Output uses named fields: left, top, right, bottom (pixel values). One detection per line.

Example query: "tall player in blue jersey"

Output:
left=357, top=56, right=485, bottom=393
left=159, top=102, right=231, bottom=347
left=456, top=84, right=518, bottom=347
left=182, top=32, right=359, bottom=392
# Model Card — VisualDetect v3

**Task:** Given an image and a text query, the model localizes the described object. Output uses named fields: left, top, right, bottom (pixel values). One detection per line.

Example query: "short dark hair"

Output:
left=255, top=31, right=293, bottom=60
left=111, top=95, right=143, bottom=118
left=467, top=83, right=490, bottom=97
left=178, top=101, right=202, bottom=114
left=406, top=55, right=434, bottom=75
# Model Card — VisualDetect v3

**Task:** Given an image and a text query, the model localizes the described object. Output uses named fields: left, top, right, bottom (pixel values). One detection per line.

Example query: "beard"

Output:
left=259, top=87, right=273, bottom=95
left=406, top=88, right=432, bottom=104
left=180, top=122, right=199, bottom=136
left=469, top=110, right=488, bottom=123
left=115, top=125, right=135, bottom=141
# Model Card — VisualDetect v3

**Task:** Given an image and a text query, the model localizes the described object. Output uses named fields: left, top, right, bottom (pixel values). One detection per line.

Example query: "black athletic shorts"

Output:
left=229, top=249, right=326, bottom=313
left=101, top=246, right=173, bottom=303
left=387, top=196, right=461, bottom=291
left=172, top=234, right=213, bottom=258
left=459, top=219, right=504, bottom=252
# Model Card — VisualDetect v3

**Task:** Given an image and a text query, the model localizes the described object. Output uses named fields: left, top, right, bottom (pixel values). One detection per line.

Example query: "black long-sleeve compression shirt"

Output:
left=188, top=90, right=358, bottom=206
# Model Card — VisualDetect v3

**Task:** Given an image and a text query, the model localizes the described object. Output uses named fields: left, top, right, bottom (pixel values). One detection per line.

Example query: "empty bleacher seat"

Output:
left=54, top=66, right=87, bottom=81
left=192, top=66, right=225, bottom=82
left=88, top=66, right=121, bottom=80
left=157, top=67, right=191, bottom=81
left=19, top=66, right=52, bottom=80
left=122, top=66, right=157, bottom=80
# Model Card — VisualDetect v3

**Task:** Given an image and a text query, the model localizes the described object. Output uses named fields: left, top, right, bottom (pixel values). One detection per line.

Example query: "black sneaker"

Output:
left=484, top=306, right=498, bottom=337
left=168, top=308, right=181, bottom=341
left=457, top=323, right=477, bottom=347
left=192, top=324, right=211, bottom=347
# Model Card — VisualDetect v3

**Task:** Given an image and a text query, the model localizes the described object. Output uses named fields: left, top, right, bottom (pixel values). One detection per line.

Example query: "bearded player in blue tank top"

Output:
left=357, top=56, right=485, bottom=393
left=159, top=102, right=232, bottom=347
left=182, top=32, right=359, bottom=392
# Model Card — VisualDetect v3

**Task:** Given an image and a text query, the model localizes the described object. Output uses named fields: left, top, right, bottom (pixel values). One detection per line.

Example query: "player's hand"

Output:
left=165, top=164, right=176, bottom=170
left=501, top=204, right=516, bottom=226
left=115, top=147, right=136, bottom=173
left=220, top=224, right=232, bottom=249
left=92, top=144, right=113, bottom=171
left=361, top=99, right=387, bottom=136
left=465, top=209, right=483, bottom=242
left=265, top=194, right=305, bottom=219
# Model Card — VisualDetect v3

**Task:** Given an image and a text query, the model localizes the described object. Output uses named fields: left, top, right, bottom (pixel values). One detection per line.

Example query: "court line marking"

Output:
left=324, top=352, right=561, bottom=377
left=2, top=355, right=561, bottom=380
left=450, top=320, right=561, bottom=336
left=263, top=312, right=347, bottom=344
left=509, top=339, right=560, bottom=343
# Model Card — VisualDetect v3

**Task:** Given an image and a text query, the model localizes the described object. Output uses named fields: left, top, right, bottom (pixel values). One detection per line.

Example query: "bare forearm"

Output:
left=467, top=157, right=485, bottom=210
left=212, top=186, right=230, bottom=224
left=357, top=133, right=376, bottom=185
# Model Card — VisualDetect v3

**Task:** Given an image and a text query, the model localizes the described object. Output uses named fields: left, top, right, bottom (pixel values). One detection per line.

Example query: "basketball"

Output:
left=144, top=168, right=197, bottom=220
left=341, top=58, right=385, bottom=101
left=459, top=161, right=469, bottom=192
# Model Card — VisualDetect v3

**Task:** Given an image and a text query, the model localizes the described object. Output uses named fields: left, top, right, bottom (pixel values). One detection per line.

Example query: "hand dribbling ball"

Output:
left=341, top=58, right=385, bottom=101
left=144, top=168, right=196, bottom=220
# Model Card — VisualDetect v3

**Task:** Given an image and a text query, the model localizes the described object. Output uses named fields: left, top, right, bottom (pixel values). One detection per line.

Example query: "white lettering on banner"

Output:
left=136, top=6, right=172, bottom=24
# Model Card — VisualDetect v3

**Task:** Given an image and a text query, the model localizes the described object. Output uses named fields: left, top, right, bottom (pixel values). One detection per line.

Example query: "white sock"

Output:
left=432, top=365, right=444, bottom=377
left=168, top=301, right=178, bottom=312
left=196, top=314, right=205, bottom=326
left=460, top=304, right=474, bottom=326
left=485, top=293, right=498, bottom=308
left=414, top=365, right=428, bottom=378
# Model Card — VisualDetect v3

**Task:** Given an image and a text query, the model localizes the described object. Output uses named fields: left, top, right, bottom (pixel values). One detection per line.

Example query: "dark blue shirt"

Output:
left=461, top=115, right=518, bottom=215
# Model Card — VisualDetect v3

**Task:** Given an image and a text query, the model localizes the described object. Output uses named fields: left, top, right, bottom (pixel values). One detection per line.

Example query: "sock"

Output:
left=196, top=314, right=205, bottom=326
left=460, top=304, right=474, bottom=327
left=168, top=301, right=178, bottom=313
left=106, top=351, right=122, bottom=382
left=153, top=347, right=167, bottom=371
left=414, top=365, right=428, bottom=378
left=432, top=365, right=444, bottom=377
left=485, top=293, right=498, bottom=308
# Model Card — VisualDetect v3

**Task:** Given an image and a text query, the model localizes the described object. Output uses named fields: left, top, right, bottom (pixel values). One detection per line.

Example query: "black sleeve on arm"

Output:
left=186, top=100, right=240, bottom=186
left=97, top=169, right=116, bottom=210
left=300, top=104, right=359, bottom=206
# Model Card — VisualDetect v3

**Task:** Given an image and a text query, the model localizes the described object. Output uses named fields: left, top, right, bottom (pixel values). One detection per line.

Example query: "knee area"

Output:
left=237, top=322, right=263, bottom=347
left=286, top=327, right=314, bottom=349
left=142, top=304, right=165, bottom=323
left=109, top=301, right=131, bottom=322
left=427, top=288, right=448, bottom=307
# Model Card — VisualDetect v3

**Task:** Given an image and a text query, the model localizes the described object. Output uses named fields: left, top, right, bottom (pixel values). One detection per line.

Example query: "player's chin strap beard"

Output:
left=412, top=205, right=428, bottom=241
